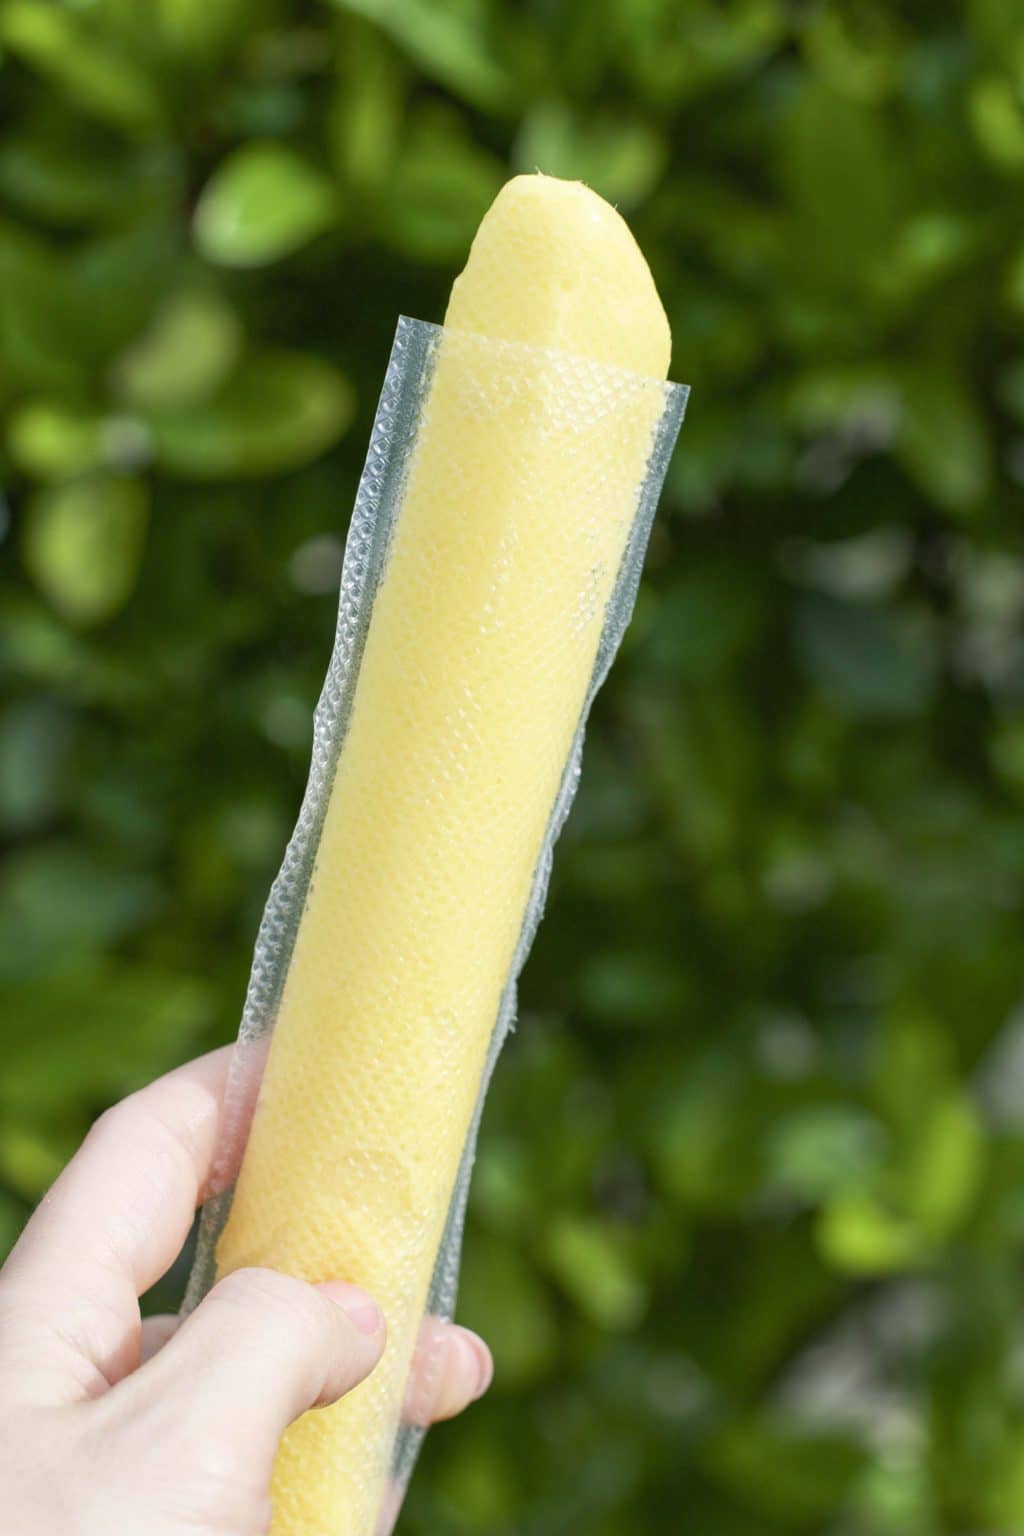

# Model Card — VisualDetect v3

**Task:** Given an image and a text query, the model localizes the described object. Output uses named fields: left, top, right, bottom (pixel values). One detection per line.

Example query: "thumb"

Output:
left=116, top=1268, right=385, bottom=1467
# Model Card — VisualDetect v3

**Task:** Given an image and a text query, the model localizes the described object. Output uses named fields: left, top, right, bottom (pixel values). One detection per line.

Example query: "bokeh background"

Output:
left=3, top=2, right=1024, bottom=1531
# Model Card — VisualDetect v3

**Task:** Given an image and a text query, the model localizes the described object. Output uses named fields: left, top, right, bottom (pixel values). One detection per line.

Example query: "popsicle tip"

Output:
left=444, top=172, right=671, bottom=379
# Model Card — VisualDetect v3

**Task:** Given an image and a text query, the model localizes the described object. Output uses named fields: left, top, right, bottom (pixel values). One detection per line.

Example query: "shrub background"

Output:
left=4, top=3, right=1024, bottom=1531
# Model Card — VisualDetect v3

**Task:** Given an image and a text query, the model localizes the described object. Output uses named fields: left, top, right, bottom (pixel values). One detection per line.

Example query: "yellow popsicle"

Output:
left=215, top=173, right=673, bottom=1536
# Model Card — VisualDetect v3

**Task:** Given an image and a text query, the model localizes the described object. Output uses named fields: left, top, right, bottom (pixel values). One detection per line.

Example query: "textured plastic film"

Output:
left=186, top=317, right=687, bottom=1536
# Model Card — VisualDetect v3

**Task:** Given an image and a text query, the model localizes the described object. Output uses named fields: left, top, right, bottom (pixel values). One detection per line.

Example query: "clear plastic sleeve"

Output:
left=185, top=317, right=688, bottom=1535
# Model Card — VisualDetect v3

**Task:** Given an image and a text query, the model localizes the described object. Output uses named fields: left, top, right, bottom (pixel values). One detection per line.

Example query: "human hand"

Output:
left=0, top=1047, right=492, bottom=1535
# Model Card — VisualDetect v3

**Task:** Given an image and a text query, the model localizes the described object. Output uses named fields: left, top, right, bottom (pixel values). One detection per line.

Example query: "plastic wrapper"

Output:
left=186, top=316, right=688, bottom=1535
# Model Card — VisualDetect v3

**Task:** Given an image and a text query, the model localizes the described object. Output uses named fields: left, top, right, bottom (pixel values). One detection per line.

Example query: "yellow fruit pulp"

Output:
left=215, top=174, right=672, bottom=1536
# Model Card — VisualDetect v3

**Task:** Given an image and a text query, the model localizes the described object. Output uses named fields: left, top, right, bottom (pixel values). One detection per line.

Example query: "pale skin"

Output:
left=0, top=1047, right=493, bottom=1535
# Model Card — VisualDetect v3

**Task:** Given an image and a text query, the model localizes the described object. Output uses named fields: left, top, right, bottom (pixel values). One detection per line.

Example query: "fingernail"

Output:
left=319, top=1281, right=384, bottom=1336
left=461, top=1329, right=493, bottom=1400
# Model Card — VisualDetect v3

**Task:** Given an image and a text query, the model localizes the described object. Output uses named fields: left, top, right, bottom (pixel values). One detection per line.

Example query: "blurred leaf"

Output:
left=8, top=401, right=108, bottom=479
left=0, top=1124, right=64, bottom=1199
left=579, top=948, right=692, bottom=1028
left=0, top=121, right=169, bottom=225
left=459, top=1234, right=558, bottom=1388
left=969, top=75, right=1024, bottom=171
left=0, top=1, right=163, bottom=134
left=385, top=104, right=503, bottom=262
left=818, top=1191, right=923, bottom=1274
left=112, top=287, right=243, bottom=408
left=9, top=400, right=152, bottom=479
left=874, top=1007, right=955, bottom=1129
left=154, top=0, right=250, bottom=59
left=639, top=563, right=764, bottom=682
left=194, top=143, right=339, bottom=268
left=795, top=593, right=938, bottom=718
left=0, top=1191, right=25, bottom=1256
left=997, top=357, right=1024, bottom=419
left=783, top=75, right=896, bottom=289
left=898, top=1093, right=984, bottom=1238
left=613, top=0, right=784, bottom=106
left=766, top=1106, right=885, bottom=1202
left=0, top=844, right=159, bottom=983
left=709, top=1420, right=867, bottom=1520
left=66, top=220, right=181, bottom=363
left=802, top=8, right=904, bottom=101
left=541, top=1216, right=647, bottom=1330
left=0, top=700, right=73, bottom=833
left=327, top=24, right=405, bottom=196
left=650, top=1054, right=759, bottom=1211
left=0, top=227, right=84, bottom=390
left=149, top=352, right=354, bottom=477
left=23, top=474, right=149, bottom=626
left=897, top=371, right=991, bottom=515
left=515, top=102, right=665, bottom=209
left=330, top=0, right=519, bottom=111
left=0, top=961, right=212, bottom=1116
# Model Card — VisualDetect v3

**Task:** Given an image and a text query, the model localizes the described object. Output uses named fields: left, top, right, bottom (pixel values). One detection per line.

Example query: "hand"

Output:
left=0, top=1047, right=492, bottom=1535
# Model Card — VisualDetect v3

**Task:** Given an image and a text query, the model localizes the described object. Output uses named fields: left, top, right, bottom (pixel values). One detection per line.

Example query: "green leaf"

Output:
left=330, top=0, right=519, bottom=111
left=969, top=75, right=1024, bottom=171
left=639, top=562, right=764, bottom=682
left=0, top=843, right=159, bottom=983
left=0, top=122, right=164, bottom=226
left=897, top=370, right=991, bottom=514
left=874, top=1006, right=955, bottom=1128
left=795, top=593, right=939, bottom=718
left=112, top=288, right=242, bottom=409
left=8, top=401, right=107, bottom=479
left=0, top=960, right=214, bottom=1196
left=0, top=961, right=213, bottom=1116
left=0, top=1191, right=25, bottom=1256
left=579, top=948, right=693, bottom=1027
left=153, top=0, right=250, bottom=60
left=0, top=700, right=73, bottom=834
left=194, top=144, right=339, bottom=268
left=709, top=1420, right=866, bottom=1521
left=385, top=104, right=503, bottom=261
left=327, top=26, right=405, bottom=196
left=783, top=76, right=896, bottom=289
left=515, top=101, right=665, bottom=210
left=766, top=1106, right=885, bottom=1202
left=650, top=1055, right=759, bottom=1211
left=997, top=357, right=1024, bottom=419
left=458, top=1234, right=558, bottom=1388
left=898, top=1093, right=984, bottom=1238
left=0, top=1125, right=65, bottom=1199
left=23, top=473, right=149, bottom=626
left=9, top=400, right=151, bottom=479
left=818, top=1191, right=923, bottom=1275
left=150, top=352, right=354, bottom=478
left=612, top=0, right=783, bottom=107
left=0, top=2, right=163, bottom=134
left=0, top=227, right=83, bottom=390
left=541, top=1216, right=648, bottom=1330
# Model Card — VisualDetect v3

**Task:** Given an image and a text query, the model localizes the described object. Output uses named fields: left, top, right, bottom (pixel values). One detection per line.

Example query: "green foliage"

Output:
left=2, top=2, right=1024, bottom=1532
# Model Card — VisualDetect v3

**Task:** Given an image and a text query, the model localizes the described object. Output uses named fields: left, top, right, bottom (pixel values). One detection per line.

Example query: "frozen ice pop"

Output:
left=211, top=173, right=678, bottom=1535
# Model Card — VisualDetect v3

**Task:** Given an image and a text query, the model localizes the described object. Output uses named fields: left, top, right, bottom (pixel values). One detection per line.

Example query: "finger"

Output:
left=403, top=1320, right=492, bottom=1427
left=112, top=1268, right=385, bottom=1469
left=0, top=1044, right=260, bottom=1396
left=377, top=1481, right=404, bottom=1536
left=140, top=1314, right=180, bottom=1364
left=376, top=1322, right=493, bottom=1535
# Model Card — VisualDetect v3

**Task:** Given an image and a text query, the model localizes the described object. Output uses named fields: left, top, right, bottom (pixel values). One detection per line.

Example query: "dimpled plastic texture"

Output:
left=187, top=176, right=687, bottom=1536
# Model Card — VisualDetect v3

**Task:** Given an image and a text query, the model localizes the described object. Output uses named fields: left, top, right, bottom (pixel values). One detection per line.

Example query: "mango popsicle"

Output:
left=210, top=173, right=681, bottom=1535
